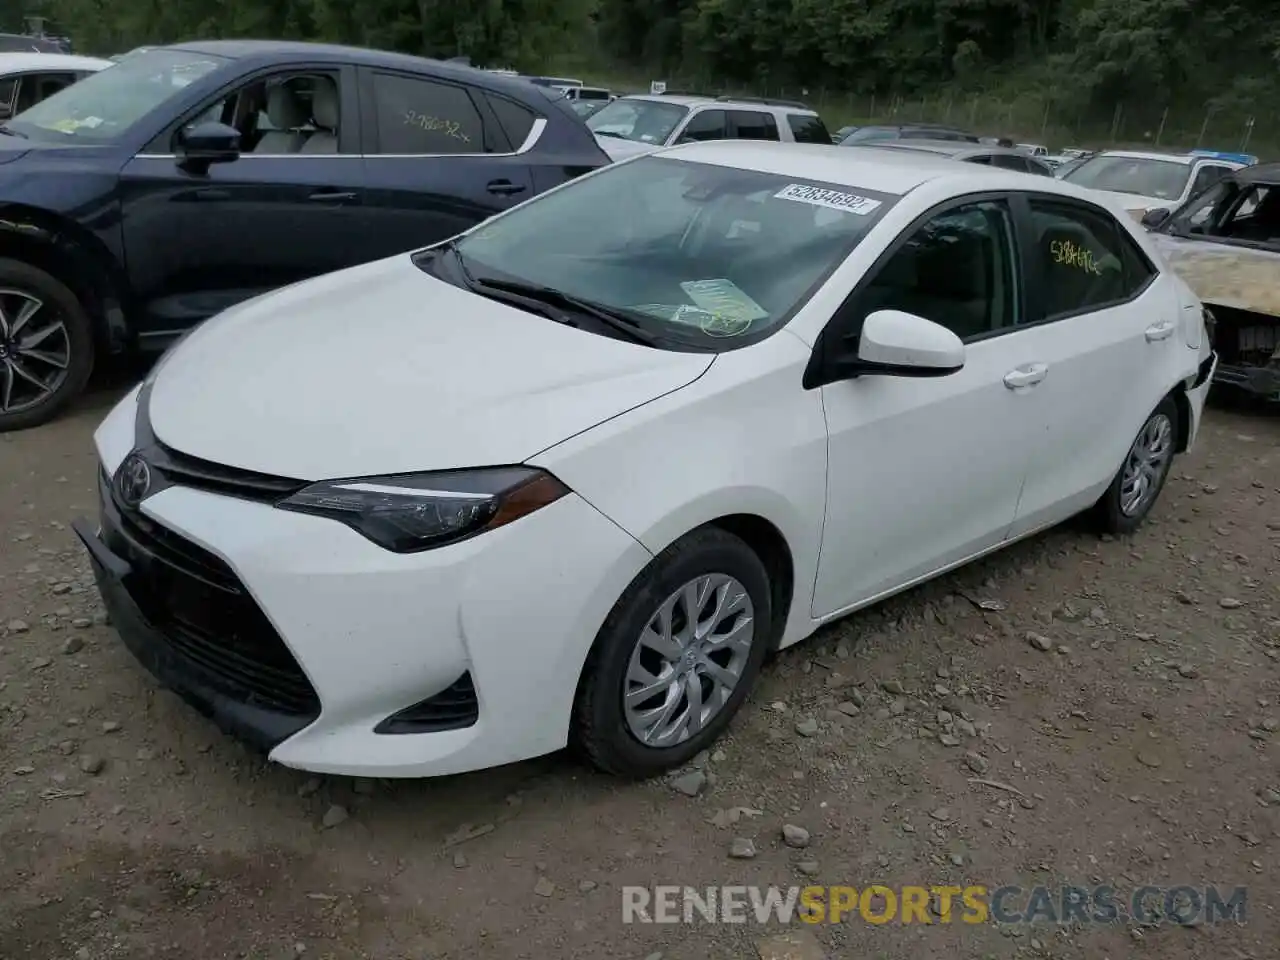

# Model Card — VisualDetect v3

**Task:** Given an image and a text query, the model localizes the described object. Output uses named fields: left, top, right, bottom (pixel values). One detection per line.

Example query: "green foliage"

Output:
left=13, top=0, right=1278, bottom=135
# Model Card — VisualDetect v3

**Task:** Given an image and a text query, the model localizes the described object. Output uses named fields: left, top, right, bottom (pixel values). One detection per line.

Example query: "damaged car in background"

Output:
left=1142, top=162, right=1280, bottom=400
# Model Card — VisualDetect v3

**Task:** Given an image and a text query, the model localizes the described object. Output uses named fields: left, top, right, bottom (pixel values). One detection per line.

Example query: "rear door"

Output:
left=1007, top=194, right=1179, bottom=536
left=353, top=67, right=536, bottom=258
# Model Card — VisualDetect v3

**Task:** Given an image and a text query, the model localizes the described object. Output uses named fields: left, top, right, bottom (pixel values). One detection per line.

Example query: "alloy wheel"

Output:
left=0, top=288, right=70, bottom=415
left=1119, top=412, right=1173, bottom=516
left=622, top=573, right=756, bottom=748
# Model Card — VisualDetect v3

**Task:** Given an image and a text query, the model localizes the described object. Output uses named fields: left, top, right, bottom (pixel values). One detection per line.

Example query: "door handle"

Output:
left=174, top=187, right=230, bottom=202
left=1003, top=363, right=1048, bottom=389
left=1145, top=320, right=1176, bottom=342
left=486, top=179, right=527, bottom=196
left=307, top=189, right=358, bottom=202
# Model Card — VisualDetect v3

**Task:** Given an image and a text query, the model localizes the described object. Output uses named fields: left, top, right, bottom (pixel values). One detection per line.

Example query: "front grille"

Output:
left=99, top=468, right=320, bottom=718
left=375, top=672, right=479, bottom=734
left=149, top=440, right=306, bottom=504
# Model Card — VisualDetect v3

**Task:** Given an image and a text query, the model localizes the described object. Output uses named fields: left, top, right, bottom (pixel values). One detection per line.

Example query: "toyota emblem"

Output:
left=117, top=453, right=152, bottom=507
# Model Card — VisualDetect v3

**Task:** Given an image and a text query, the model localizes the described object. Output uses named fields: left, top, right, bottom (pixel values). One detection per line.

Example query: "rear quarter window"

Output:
left=786, top=113, right=831, bottom=144
left=484, top=93, right=537, bottom=150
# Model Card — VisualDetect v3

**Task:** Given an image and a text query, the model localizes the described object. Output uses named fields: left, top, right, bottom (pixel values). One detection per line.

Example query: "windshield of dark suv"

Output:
left=3, top=48, right=227, bottom=142
left=425, top=155, right=896, bottom=349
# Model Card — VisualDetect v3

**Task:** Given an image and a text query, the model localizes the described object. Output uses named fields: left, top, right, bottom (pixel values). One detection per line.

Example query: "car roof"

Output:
left=0, top=52, right=114, bottom=72
left=865, top=139, right=1032, bottom=159
left=164, top=39, right=565, bottom=104
left=1227, top=160, right=1280, bottom=185
left=616, top=93, right=816, bottom=114
left=660, top=140, right=1092, bottom=197
left=1090, top=149, right=1242, bottom=167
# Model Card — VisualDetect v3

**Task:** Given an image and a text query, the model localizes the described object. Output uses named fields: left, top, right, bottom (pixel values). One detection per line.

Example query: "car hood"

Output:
left=0, top=137, right=30, bottom=163
left=593, top=134, right=660, bottom=161
left=149, top=256, right=714, bottom=480
left=1149, top=232, right=1280, bottom=316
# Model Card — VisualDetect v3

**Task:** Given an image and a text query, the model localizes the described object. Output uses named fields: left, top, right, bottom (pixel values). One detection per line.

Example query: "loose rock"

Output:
left=795, top=718, right=819, bottom=737
left=782, top=824, right=811, bottom=848
left=321, top=805, right=349, bottom=828
left=671, top=771, right=707, bottom=797
left=1027, top=632, right=1053, bottom=652
left=79, top=755, right=104, bottom=775
left=62, top=636, right=84, bottom=656
left=534, top=877, right=555, bottom=897
left=729, top=838, right=757, bottom=859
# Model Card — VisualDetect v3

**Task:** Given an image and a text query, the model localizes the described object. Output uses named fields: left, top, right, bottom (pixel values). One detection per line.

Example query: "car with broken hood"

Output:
left=1141, top=161, right=1280, bottom=400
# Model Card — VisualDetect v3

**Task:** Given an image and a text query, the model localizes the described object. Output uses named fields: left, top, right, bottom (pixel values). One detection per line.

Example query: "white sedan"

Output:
left=75, top=142, right=1217, bottom=779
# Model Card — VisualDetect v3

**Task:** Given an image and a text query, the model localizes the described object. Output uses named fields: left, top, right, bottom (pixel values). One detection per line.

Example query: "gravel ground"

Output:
left=1, top=382, right=1277, bottom=960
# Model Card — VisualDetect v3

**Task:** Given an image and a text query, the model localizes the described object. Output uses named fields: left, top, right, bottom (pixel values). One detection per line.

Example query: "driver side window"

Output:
left=849, top=200, right=1017, bottom=341
left=176, top=70, right=347, bottom=155
left=679, top=109, right=729, bottom=143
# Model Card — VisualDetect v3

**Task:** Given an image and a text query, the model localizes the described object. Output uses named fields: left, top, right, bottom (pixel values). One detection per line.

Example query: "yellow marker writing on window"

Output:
left=403, top=110, right=472, bottom=144
left=1049, top=238, right=1103, bottom=275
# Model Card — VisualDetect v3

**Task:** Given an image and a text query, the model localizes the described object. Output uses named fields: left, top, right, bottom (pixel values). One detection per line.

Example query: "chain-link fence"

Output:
left=607, top=75, right=1271, bottom=155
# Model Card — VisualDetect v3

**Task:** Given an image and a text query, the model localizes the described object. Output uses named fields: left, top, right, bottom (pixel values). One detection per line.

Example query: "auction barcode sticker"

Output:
left=775, top=184, right=882, bottom=215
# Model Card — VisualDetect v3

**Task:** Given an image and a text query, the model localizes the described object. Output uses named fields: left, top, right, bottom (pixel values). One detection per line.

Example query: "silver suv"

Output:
left=586, top=94, right=831, bottom=160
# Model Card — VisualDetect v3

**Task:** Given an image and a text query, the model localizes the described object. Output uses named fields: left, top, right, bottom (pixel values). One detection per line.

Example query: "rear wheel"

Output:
left=1093, top=396, right=1179, bottom=534
left=0, top=257, right=95, bottom=432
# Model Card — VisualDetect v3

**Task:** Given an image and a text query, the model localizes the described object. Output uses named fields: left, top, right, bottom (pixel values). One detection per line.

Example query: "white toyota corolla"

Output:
left=76, top=141, right=1217, bottom=779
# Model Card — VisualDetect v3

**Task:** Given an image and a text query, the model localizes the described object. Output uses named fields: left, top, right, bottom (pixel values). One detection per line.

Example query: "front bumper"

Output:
left=81, top=394, right=653, bottom=777
left=1184, top=350, right=1217, bottom=449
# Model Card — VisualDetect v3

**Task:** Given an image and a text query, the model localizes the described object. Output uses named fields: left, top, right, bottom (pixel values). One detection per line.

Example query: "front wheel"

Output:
left=0, top=258, right=95, bottom=432
left=1093, top=396, right=1179, bottom=534
left=572, top=527, right=773, bottom=778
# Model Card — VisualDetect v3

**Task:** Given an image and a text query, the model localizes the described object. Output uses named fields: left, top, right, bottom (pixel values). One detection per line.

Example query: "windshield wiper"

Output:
left=0, top=125, right=27, bottom=139
left=471, top=274, right=661, bottom=346
left=592, top=130, right=629, bottom=140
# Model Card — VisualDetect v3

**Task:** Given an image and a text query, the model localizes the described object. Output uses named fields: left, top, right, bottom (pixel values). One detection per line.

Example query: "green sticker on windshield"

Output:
left=630, top=303, right=752, bottom=337
left=679, top=279, right=768, bottom=326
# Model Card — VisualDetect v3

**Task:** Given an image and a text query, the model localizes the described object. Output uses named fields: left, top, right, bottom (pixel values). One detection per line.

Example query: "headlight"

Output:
left=275, top=467, right=570, bottom=553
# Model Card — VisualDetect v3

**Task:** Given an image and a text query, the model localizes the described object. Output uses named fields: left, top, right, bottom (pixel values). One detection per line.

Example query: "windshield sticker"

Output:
left=775, top=183, right=882, bottom=215
left=680, top=278, right=769, bottom=324
left=630, top=303, right=753, bottom=337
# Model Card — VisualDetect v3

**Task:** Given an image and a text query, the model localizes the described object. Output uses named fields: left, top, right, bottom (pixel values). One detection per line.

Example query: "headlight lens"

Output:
left=275, top=467, right=570, bottom=552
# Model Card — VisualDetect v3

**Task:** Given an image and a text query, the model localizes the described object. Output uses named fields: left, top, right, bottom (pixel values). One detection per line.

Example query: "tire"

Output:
left=1093, top=396, right=1179, bottom=535
left=572, top=527, right=773, bottom=778
left=0, top=257, right=95, bottom=432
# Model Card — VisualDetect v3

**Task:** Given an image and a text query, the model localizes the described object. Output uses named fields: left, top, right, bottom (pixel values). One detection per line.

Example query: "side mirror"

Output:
left=1140, top=207, right=1171, bottom=230
left=176, top=121, right=241, bottom=168
left=805, top=309, right=965, bottom=388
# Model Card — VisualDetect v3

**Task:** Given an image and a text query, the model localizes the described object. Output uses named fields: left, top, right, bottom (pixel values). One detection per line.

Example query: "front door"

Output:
left=813, top=197, right=1042, bottom=616
left=1007, top=195, right=1178, bottom=536
left=118, top=65, right=365, bottom=344
left=352, top=68, right=536, bottom=260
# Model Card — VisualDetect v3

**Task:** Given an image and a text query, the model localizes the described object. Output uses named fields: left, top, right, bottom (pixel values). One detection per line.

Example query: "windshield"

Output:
left=587, top=98, right=689, bottom=145
left=3, top=48, right=226, bottom=142
left=441, top=156, right=895, bottom=347
left=1062, top=155, right=1191, bottom=200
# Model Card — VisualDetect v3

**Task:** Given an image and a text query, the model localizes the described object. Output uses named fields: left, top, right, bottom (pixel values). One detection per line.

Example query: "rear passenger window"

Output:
left=680, top=109, right=729, bottom=142
left=786, top=113, right=830, bottom=144
left=730, top=111, right=779, bottom=141
left=1027, top=199, right=1156, bottom=319
left=371, top=73, right=485, bottom=155
left=484, top=94, right=536, bottom=150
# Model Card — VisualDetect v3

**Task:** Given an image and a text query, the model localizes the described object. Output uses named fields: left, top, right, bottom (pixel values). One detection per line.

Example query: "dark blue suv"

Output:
left=0, top=41, right=610, bottom=430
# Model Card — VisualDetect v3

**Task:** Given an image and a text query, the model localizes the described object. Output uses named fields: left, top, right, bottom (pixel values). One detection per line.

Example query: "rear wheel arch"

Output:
left=0, top=204, right=133, bottom=356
